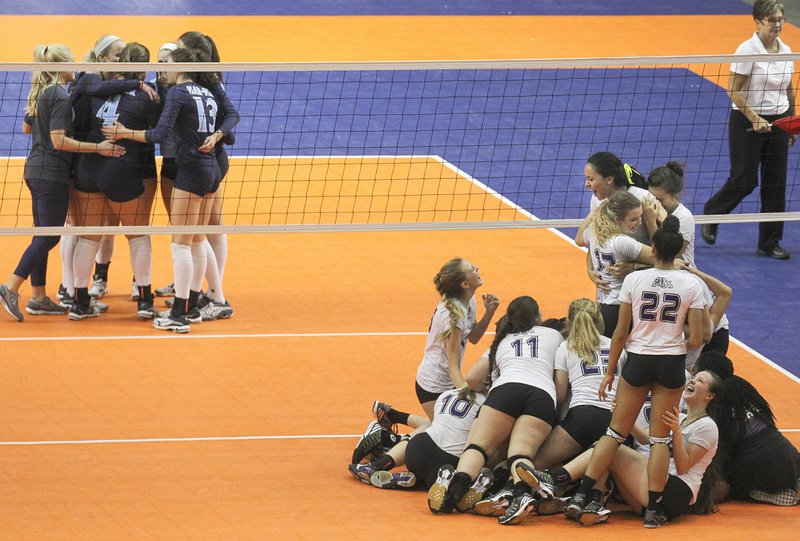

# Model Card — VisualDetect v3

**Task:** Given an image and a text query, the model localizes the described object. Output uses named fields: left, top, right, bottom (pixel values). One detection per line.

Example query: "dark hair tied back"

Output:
left=666, top=160, right=685, bottom=177
left=661, top=214, right=680, bottom=234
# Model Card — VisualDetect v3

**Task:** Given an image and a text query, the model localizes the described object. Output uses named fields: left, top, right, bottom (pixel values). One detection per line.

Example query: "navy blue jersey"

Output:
left=146, top=82, right=221, bottom=168
left=88, top=87, right=156, bottom=167
left=70, top=72, right=140, bottom=141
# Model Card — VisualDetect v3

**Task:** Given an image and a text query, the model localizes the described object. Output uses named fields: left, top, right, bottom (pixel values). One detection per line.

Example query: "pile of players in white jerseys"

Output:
left=346, top=155, right=800, bottom=528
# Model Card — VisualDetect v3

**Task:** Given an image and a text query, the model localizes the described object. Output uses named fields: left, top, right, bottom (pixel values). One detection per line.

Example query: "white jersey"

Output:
left=668, top=414, right=719, bottom=504
left=671, top=203, right=695, bottom=268
left=731, top=33, right=793, bottom=116
left=425, top=388, right=486, bottom=456
left=619, top=268, right=705, bottom=355
left=490, top=326, right=564, bottom=405
left=416, top=297, right=477, bottom=393
left=584, top=227, right=644, bottom=305
left=554, top=335, right=625, bottom=410
left=590, top=185, right=653, bottom=245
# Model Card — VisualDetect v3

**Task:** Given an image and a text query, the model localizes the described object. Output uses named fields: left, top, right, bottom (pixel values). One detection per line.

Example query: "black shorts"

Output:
left=645, top=475, right=692, bottom=520
left=415, top=380, right=443, bottom=405
left=621, top=352, right=686, bottom=389
left=405, top=432, right=460, bottom=489
left=95, top=160, right=145, bottom=203
left=599, top=303, right=620, bottom=339
left=703, top=328, right=730, bottom=355
left=212, top=146, right=229, bottom=193
left=559, top=405, right=612, bottom=449
left=161, top=157, right=178, bottom=181
left=174, top=158, right=220, bottom=197
left=141, top=146, right=157, bottom=180
left=73, top=154, right=101, bottom=193
left=484, top=382, right=556, bottom=426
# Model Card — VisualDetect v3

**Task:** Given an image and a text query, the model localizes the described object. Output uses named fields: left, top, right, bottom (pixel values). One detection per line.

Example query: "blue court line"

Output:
left=0, top=0, right=752, bottom=16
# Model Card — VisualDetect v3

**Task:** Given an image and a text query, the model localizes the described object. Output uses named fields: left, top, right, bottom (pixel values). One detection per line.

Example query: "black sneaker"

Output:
left=643, top=508, right=668, bottom=528
left=515, top=462, right=556, bottom=499
left=136, top=300, right=158, bottom=320
left=372, top=401, right=394, bottom=429
left=428, top=465, right=456, bottom=514
left=565, top=492, right=588, bottom=521
left=68, top=302, right=102, bottom=321
left=498, top=492, right=536, bottom=525
left=700, top=223, right=717, bottom=245
left=473, top=488, right=513, bottom=516
left=351, top=421, right=384, bottom=464
left=456, top=468, right=495, bottom=512
left=578, top=499, right=611, bottom=526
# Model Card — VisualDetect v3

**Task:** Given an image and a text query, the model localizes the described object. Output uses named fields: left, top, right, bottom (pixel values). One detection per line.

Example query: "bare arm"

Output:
left=50, top=129, right=124, bottom=157
left=601, top=302, right=631, bottom=400
left=555, top=370, right=569, bottom=410
left=467, top=294, right=500, bottom=344
left=685, top=308, right=705, bottom=351
left=446, top=328, right=467, bottom=389
left=663, top=407, right=712, bottom=475
left=728, top=71, right=771, bottom=132
left=465, top=353, right=491, bottom=392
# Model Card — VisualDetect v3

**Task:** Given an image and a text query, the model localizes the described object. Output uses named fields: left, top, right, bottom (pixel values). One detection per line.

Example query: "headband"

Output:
left=160, top=42, right=178, bottom=52
left=93, top=35, right=122, bottom=58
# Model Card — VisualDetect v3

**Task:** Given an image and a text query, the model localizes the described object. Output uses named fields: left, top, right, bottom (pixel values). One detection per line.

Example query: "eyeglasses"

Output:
left=761, top=17, right=787, bottom=26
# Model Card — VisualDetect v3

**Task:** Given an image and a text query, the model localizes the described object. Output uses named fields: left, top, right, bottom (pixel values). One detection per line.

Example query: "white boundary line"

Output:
left=0, top=331, right=428, bottom=342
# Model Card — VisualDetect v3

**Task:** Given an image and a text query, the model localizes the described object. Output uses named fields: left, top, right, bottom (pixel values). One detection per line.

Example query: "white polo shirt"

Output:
left=731, top=33, right=793, bottom=116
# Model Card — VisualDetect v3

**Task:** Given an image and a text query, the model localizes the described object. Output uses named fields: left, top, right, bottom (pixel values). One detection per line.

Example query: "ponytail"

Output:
left=566, top=298, right=603, bottom=363
left=26, top=44, right=73, bottom=117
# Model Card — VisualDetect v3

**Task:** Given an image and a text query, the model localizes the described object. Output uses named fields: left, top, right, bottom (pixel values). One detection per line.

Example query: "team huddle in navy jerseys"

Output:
left=347, top=156, right=800, bottom=527
left=0, top=32, right=239, bottom=333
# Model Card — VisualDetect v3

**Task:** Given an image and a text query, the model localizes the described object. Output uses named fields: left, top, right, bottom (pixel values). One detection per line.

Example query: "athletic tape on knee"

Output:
left=649, top=435, right=672, bottom=447
left=605, top=427, right=627, bottom=444
left=465, top=444, right=489, bottom=464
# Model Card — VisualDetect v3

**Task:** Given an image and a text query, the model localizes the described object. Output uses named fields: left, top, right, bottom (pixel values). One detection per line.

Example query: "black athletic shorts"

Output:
left=559, top=405, right=612, bottom=449
left=161, top=157, right=178, bottom=181
left=405, top=432, right=460, bottom=489
left=599, top=303, right=620, bottom=339
left=415, top=380, right=443, bottom=405
left=174, top=158, right=220, bottom=197
left=484, top=382, right=556, bottom=426
left=211, top=146, right=229, bottom=193
left=622, top=352, right=686, bottom=389
left=141, top=146, right=157, bottom=180
left=641, top=475, right=692, bottom=520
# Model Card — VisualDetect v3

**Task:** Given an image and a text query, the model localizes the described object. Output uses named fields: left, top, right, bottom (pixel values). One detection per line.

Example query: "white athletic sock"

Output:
left=190, top=241, right=207, bottom=293
left=204, top=239, right=225, bottom=303
left=60, top=234, right=77, bottom=296
left=128, top=236, right=152, bottom=287
left=96, top=235, right=115, bottom=265
left=207, top=233, right=228, bottom=281
left=73, top=238, right=101, bottom=289
left=171, top=242, right=193, bottom=299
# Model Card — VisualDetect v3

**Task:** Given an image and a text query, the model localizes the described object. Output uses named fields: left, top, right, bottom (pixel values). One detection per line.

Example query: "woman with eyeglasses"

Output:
left=702, top=0, right=795, bottom=260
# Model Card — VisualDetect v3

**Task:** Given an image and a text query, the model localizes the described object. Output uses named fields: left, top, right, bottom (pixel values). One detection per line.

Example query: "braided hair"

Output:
left=434, top=258, right=468, bottom=341
left=566, top=298, right=604, bottom=364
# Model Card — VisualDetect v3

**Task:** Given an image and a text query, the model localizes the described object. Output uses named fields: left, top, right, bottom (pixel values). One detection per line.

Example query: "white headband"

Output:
left=160, top=42, right=178, bottom=52
left=93, top=35, right=122, bottom=58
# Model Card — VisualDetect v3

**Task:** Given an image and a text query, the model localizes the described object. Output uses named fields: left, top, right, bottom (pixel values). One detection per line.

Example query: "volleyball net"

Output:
left=1, top=55, right=800, bottom=236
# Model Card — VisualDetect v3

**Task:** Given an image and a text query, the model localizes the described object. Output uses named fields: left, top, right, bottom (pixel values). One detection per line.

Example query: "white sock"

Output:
left=204, top=239, right=225, bottom=303
left=207, top=233, right=228, bottom=282
left=128, top=236, right=152, bottom=287
left=96, top=235, right=115, bottom=265
left=73, top=238, right=101, bottom=289
left=190, top=241, right=207, bottom=293
left=60, top=234, right=77, bottom=296
left=171, top=243, right=193, bottom=299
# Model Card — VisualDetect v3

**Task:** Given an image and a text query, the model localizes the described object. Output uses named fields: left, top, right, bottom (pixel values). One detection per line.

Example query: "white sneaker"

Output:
left=88, top=278, right=108, bottom=298
left=199, top=300, right=234, bottom=321
left=131, top=281, right=139, bottom=301
left=153, top=315, right=190, bottom=333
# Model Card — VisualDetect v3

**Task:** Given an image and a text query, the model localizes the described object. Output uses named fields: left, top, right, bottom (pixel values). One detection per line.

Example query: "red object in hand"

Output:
left=771, top=115, right=800, bottom=135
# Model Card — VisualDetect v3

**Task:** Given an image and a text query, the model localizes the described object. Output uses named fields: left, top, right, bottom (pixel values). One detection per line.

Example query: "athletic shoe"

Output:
left=371, top=470, right=416, bottom=489
left=372, top=401, right=393, bottom=430
left=0, top=284, right=23, bottom=322
left=515, top=463, right=556, bottom=499
left=199, top=300, right=234, bottom=321
left=88, top=278, right=108, bottom=298
left=749, top=488, right=799, bottom=507
left=56, top=283, right=67, bottom=301
left=136, top=300, right=158, bottom=320
left=131, top=281, right=139, bottom=301
left=68, top=302, right=102, bottom=321
left=164, top=297, right=175, bottom=308
left=498, top=492, right=536, bottom=525
left=642, top=508, right=668, bottom=529
left=473, top=488, right=513, bottom=516
left=456, top=468, right=495, bottom=512
left=347, top=463, right=376, bottom=485
left=351, top=421, right=384, bottom=464
left=534, top=496, right=570, bottom=516
left=428, top=464, right=456, bottom=514
left=565, top=492, right=588, bottom=521
left=59, top=292, right=75, bottom=308
left=155, top=283, right=176, bottom=297
left=25, top=297, right=68, bottom=315
left=577, top=499, right=611, bottom=526
left=186, top=308, right=203, bottom=324
left=152, top=314, right=190, bottom=333
left=92, top=299, right=109, bottom=313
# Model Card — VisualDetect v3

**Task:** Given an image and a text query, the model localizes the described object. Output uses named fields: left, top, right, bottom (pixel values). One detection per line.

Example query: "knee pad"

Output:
left=604, top=427, right=627, bottom=444
left=649, top=435, right=672, bottom=447
left=506, top=454, right=532, bottom=468
left=464, top=443, right=489, bottom=465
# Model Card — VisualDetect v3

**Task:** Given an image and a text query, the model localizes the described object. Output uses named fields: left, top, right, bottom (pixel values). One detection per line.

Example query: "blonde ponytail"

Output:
left=26, top=44, right=73, bottom=117
left=434, top=258, right=469, bottom=341
left=566, top=298, right=603, bottom=364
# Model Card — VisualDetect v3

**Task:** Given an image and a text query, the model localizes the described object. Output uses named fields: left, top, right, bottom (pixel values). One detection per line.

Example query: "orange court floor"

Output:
left=0, top=12, right=798, bottom=541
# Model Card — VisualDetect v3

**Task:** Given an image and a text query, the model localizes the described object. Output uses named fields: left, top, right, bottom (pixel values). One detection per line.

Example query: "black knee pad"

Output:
left=464, top=443, right=489, bottom=465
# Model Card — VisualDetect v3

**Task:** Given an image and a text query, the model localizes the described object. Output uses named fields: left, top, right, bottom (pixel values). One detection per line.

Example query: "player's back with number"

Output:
left=154, top=82, right=219, bottom=167
left=490, top=326, right=563, bottom=403
left=620, top=268, right=705, bottom=354
left=426, top=389, right=485, bottom=456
